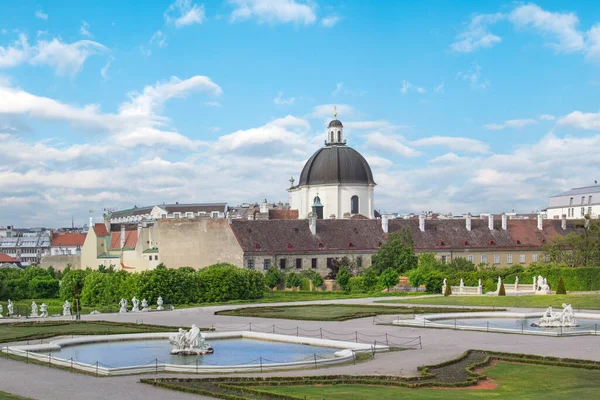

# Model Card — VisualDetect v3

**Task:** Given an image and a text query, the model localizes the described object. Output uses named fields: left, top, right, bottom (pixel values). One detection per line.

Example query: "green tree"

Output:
left=265, top=267, right=284, bottom=290
left=379, top=268, right=399, bottom=292
left=311, top=273, right=324, bottom=290
left=285, top=272, right=302, bottom=289
left=371, top=228, right=418, bottom=274
left=556, top=276, right=567, bottom=295
left=59, top=269, right=89, bottom=300
left=336, top=266, right=351, bottom=292
left=361, top=267, right=379, bottom=292
left=545, top=218, right=600, bottom=267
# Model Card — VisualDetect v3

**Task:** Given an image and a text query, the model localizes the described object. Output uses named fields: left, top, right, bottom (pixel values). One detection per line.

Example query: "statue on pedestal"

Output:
left=7, top=300, right=13, bottom=317
left=169, top=324, right=213, bottom=355
left=131, top=297, right=140, bottom=312
left=156, top=296, right=164, bottom=311
left=496, top=277, right=502, bottom=292
left=30, top=301, right=38, bottom=317
left=40, top=303, right=48, bottom=318
left=119, top=298, right=128, bottom=313
left=515, top=276, right=519, bottom=290
left=63, top=300, right=71, bottom=316
left=0, top=304, right=3, bottom=318
left=442, top=278, right=447, bottom=294
left=141, top=299, right=150, bottom=312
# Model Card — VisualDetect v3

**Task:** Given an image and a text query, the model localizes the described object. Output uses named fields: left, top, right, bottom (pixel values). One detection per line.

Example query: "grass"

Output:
left=259, top=363, right=600, bottom=399
left=376, top=294, right=600, bottom=310
left=0, top=392, right=30, bottom=400
left=216, top=304, right=500, bottom=321
left=0, top=320, right=196, bottom=344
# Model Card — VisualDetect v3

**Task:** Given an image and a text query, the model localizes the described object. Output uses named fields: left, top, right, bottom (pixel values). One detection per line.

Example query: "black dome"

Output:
left=328, top=119, right=343, bottom=128
left=299, top=146, right=376, bottom=186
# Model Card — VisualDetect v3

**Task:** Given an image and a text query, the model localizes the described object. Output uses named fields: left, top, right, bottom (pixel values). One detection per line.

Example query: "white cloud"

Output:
left=344, top=120, right=402, bottom=132
left=100, top=56, right=114, bottom=80
left=483, top=118, right=538, bottom=130
left=509, top=4, right=585, bottom=53
left=0, top=33, right=30, bottom=68
left=229, top=0, right=316, bottom=25
left=557, top=110, right=600, bottom=130
left=140, top=45, right=151, bottom=57
left=586, top=24, right=600, bottom=60
left=165, top=0, right=205, bottom=28
left=31, top=39, right=107, bottom=76
left=430, top=152, right=465, bottom=164
left=401, top=80, right=426, bottom=94
left=274, top=91, right=295, bottom=105
left=434, top=82, right=445, bottom=93
left=80, top=21, right=92, bottom=37
left=331, top=82, right=343, bottom=96
left=457, top=62, right=489, bottom=89
left=364, top=132, right=420, bottom=158
left=35, top=10, right=48, bottom=20
left=321, top=15, right=340, bottom=28
left=539, top=114, right=555, bottom=121
left=204, top=101, right=222, bottom=107
left=150, top=31, right=167, bottom=48
left=451, top=13, right=504, bottom=53
left=411, top=136, right=490, bottom=153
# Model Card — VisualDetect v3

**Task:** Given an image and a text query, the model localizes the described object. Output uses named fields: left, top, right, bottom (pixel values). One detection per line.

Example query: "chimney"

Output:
left=137, top=223, right=142, bottom=239
left=465, top=214, right=471, bottom=231
left=120, top=225, right=126, bottom=249
left=259, top=199, right=269, bottom=214
left=382, top=214, right=389, bottom=233
left=537, top=214, right=543, bottom=231
left=418, top=214, right=425, bottom=232
left=561, top=214, right=567, bottom=230
left=502, top=214, right=508, bottom=230
left=488, top=214, right=494, bottom=231
left=89, top=217, right=93, bottom=232
left=308, top=212, right=317, bottom=235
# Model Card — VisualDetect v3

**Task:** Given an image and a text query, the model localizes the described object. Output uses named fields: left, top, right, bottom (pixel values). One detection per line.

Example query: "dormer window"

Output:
left=254, top=243, right=261, bottom=249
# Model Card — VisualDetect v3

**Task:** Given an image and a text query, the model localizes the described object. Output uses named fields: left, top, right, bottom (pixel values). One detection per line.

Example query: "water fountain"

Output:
left=169, top=324, right=214, bottom=355
left=531, top=304, right=578, bottom=327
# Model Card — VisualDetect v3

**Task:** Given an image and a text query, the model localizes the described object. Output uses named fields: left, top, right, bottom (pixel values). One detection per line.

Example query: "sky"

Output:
left=2, top=1, right=600, bottom=227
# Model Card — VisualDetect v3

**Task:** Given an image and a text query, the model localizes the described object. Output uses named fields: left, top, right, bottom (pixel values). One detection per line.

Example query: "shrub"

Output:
left=556, top=276, right=567, bottom=295
left=361, top=267, right=379, bottom=292
left=498, top=282, right=506, bottom=296
left=285, top=272, right=302, bottom=289
left=379, top=268, right=399, bottom=292
left=443, top=282, right=452, bottom=296
left=265, top=267, right=284, bottom=290
left=198, top=264, right=265, bottom=302
left=422, top=271, right=444, bottom=293
left=336, top=266, right=351, bottom=292
left=28, top=276, right=59, bottom=298
left=348, top=276, right=366, bottom=293
left=59, top=269, right=89, bottom=300
left=311, top=273, right=324, bottom=290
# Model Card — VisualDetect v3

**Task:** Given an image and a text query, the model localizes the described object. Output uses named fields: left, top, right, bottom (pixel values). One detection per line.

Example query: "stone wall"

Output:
left=40, top=255, right=81, bottom=271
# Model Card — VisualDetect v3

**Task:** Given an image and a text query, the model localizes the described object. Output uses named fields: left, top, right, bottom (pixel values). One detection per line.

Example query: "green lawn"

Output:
left=0, top=392, right=30, bottom=400
left=258, top=362, right=600, bottom=399
left=0, top=320, right=192, bottom=343
left=376, top=294, right=600, bottom=310
left=216, top=304, right=497, bottom=321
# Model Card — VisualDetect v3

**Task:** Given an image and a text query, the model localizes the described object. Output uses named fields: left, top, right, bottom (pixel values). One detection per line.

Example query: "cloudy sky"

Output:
left=2, top=1, right=600, bottom=227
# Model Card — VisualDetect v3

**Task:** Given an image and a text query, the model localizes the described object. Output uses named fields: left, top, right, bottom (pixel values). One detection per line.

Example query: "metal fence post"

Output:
left=48, top=354, right=51, bottom=369
left=249, top=323, right=252, bottom=332
left=259, top=357, right=263, bottom=373
left=320, top=328, right=323, bottom=339
left=155, top=358, right=158, bottom=374
left=296, top=326, right=299, bottom=337
left=96, top=361, right=98, bottom=376
left=385, top=333, right=388, bottom=346
left=355, top=331, right=358, bottom=343
left=419, top=336, right=423, bottom=350
left=314, top=353, right=317, bottom=370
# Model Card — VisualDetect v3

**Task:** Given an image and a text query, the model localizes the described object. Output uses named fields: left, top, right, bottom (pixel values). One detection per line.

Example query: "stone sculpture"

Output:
left=7, top=299, right=13, bottom=317
left=496, top=276, right=502, bottom=292
left=0, top=304, right=3, bottom=318
left=30, top=301, right=38, bottom=317
left=156, top=296, right=164, bottom=311
left=40, top=303, right=48, bottom=318
left=442, top=278, right=447, bottom=294
left=515, top=276, right=519, bottom=289
left=535, top=275, right=550, bottom=294
left=119, top=298, right=128, bottom=313
left=460, top=279, right=464, bottom=288
left=478, top=279, right=482, bottom=287
left=531, top=304, right=578, bottom=327
left=169, top=324, right=213, bottom=355
left=131, top=297, right=140, bottom=312
left=90, top=310, right=101, bottom=315
left=141, top=299, right=150, bottom=312
left=63, top=300, right=71, bottom=316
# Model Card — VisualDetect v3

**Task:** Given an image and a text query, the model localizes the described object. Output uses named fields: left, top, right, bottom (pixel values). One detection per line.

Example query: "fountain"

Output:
left=531, top=304, right=578, bottom=327
left=169, top=325, right=214, bottom=355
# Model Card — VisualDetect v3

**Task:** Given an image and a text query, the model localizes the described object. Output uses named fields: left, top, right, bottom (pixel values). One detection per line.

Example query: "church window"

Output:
left=351, top=195, right=359, bottom=214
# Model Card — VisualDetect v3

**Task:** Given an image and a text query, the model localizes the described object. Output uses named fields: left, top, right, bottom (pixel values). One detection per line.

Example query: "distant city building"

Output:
left=547, top=184, right=600, bottom=219
left=107, top=203, right=228, bottom=225
left=50, top=232, right=86, bottom=256
left=0, top=228, right=51, bottom=266
left=0, top=253, right=22, bottom=269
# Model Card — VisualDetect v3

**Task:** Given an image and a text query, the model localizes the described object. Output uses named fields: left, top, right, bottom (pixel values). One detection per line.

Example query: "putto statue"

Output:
left=40, top=303, right=48, bottom=318
left=7, top=299, right=13, bottom=317
left=169, top=324, right=213, bottom=355
left=131, top=297, right=140, bottom=313
left=63, top=300, right=71, bottom=316
left=531, top=303, right=578, bottom=327
left=30, top=301, right=39, bottom=317
left=119, top=298, right=128, bottom=314
left=156, top=296, right=164, bottom=311
left=535, top=275, right=550, bottom=294
left=141, top=299, right=150, bottom=312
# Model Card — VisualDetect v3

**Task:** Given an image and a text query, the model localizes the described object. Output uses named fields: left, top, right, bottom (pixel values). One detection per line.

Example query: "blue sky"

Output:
left=2, top=1, right=600, bottom=227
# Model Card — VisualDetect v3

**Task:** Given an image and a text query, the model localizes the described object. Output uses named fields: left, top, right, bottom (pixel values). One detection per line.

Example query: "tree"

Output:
left=556, top=276, right=567, bottom=295
left=265, top=267, right=284, bottom=290
left=285, top=272, right=302, bottom=289
left=336, top=266, right=351, bottom=292
left=371, top=228, right=418, bottom=274
left=379, top=268, right=399, bottom=292
left=498, top=282, right=506, bottom=296
left=361, top=267, right=379, bottom=292
left=545, top=218, right=600, bottom=267
left=325, top=257, right=354, bottom=279
left=311, top=273, right=324, bottom=290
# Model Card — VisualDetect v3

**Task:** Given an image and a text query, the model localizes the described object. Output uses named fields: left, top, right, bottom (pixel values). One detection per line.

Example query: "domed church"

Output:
left=288, top=108, right=376, bottom=219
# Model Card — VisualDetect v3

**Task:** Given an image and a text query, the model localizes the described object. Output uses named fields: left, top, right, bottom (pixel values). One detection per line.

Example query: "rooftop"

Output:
left=550, top=185, right=600, bottom=198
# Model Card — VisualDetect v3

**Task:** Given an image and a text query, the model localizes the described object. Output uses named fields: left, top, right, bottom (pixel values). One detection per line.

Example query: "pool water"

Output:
left=432, top=317, right=600, bottom=333
left=49, top=338, right=337, bottom=367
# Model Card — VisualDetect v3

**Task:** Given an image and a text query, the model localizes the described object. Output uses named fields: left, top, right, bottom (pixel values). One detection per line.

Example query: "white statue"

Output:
left=40, top=303, right=48, bottom=318
left=460, top=279, right=464, bottom=288
left=543, top=278, right=549, bottom=291
left=7, top=299, right=13, bottom=317
left=515, top=276, right=519, bottom=289
left=442, top=278, right=447, bottom=293
left=30, top=301, right=38, bottom=317
left=63, top=300, right=71, bottom=316
left=531, top=304, right=578, bottom=327
left=537, top=275, right=544, bottom=291
left=119, top=298, right=128, bottom=313
left=0, top=304, right=3, bottom=318
left=496, top=276, right=502, bottom=292
left=532, top=276, right=537, bottom=291
left=478, top=279, right=482, bottom=287
left=141, top=299, right=150, bottom=312
left=90, top=310, right=101, bottom=315
left=131, top=297, right=140, bottom=312
left=156, top=296, right=164, bottom=311
left=169, top=324, right=213, bottom=355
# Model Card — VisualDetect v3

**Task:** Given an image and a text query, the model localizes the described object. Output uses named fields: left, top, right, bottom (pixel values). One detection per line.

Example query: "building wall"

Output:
left=289, top=184, right=374, bottom=219
left=157, top=218, right=243, bottom=269
left=242, top=251, right=374, bottom=276
left=546, top=205, right=599, bottom=220
left=420, top=248, right=545, bottom=268
left=40, top=255, right=81, bottom=271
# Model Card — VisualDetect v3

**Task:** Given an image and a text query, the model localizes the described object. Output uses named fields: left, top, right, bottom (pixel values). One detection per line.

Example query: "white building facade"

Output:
left=547, top=185, right=600, bottom=219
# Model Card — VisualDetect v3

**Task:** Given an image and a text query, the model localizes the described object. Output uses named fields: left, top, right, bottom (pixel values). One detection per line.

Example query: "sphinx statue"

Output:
left=531, top=304, right=578, bottom=327
left=169, top=324, right=213, bottom=355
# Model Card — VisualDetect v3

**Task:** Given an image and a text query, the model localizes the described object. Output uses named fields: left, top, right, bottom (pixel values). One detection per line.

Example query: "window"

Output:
left=467, top=255, right=474, bottom=263
left=494, top=254, right=500, bottom=264
left=569, top=197, right=573, bottom=206
left=263, top=259, right=271, bottom=270
left=174, top=212, right=181, bottom=218
left=311, top=258, right=318, bottom=269
left=582, top=196, right=586, bottom=205
left=211, top=212, right=219, bottom=218
left=589, top=207, right=592, bottom=216
left=161, top=214, right=167, bottom=219
left=357, top=256, right=363, bottom=268
left=247, top=259, right=254, bottom=269
left=296, top=258, right=302, bottom=269
left=351, top=195, right=359, bottom=214
left=582, top=207, right=585, bottom=217
left=280, top=258, right=286, bottom=270
left=441, top=255, right=447, bottom=264
left=589, top=195, right=593, bottom=204
left=155, top=255, right=158, bottom=261
left=186, top=212, right=194, bottom=218
left=519, top=254, right=526, bottom=264
left=507, top=254, right=513, bottom=264
left=337, top=131, right=341, bottom=142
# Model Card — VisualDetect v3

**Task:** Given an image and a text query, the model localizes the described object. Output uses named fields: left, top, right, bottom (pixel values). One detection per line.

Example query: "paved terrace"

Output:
left=1, top=295, right=600, bottom=400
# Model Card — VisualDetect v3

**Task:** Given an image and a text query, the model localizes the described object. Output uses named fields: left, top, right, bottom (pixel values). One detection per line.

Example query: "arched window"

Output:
left=337, top=131, right=341, bottom=142
left=351, top=195, right=359, bottom=214
left=330, top=131, right=334, bottom=143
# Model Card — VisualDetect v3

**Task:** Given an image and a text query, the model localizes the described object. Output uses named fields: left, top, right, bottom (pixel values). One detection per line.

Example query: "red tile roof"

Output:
left=51, top=233, right=86, bottom=247
left=0, top=253, right=19, bottom=263
left=109, top=230, right=139, bottom=250
left=93, top=223, right=109, bottom=237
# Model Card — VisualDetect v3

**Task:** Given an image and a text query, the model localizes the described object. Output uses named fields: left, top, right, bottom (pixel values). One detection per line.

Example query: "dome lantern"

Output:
left=325, top=106, right=346, bottom=146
